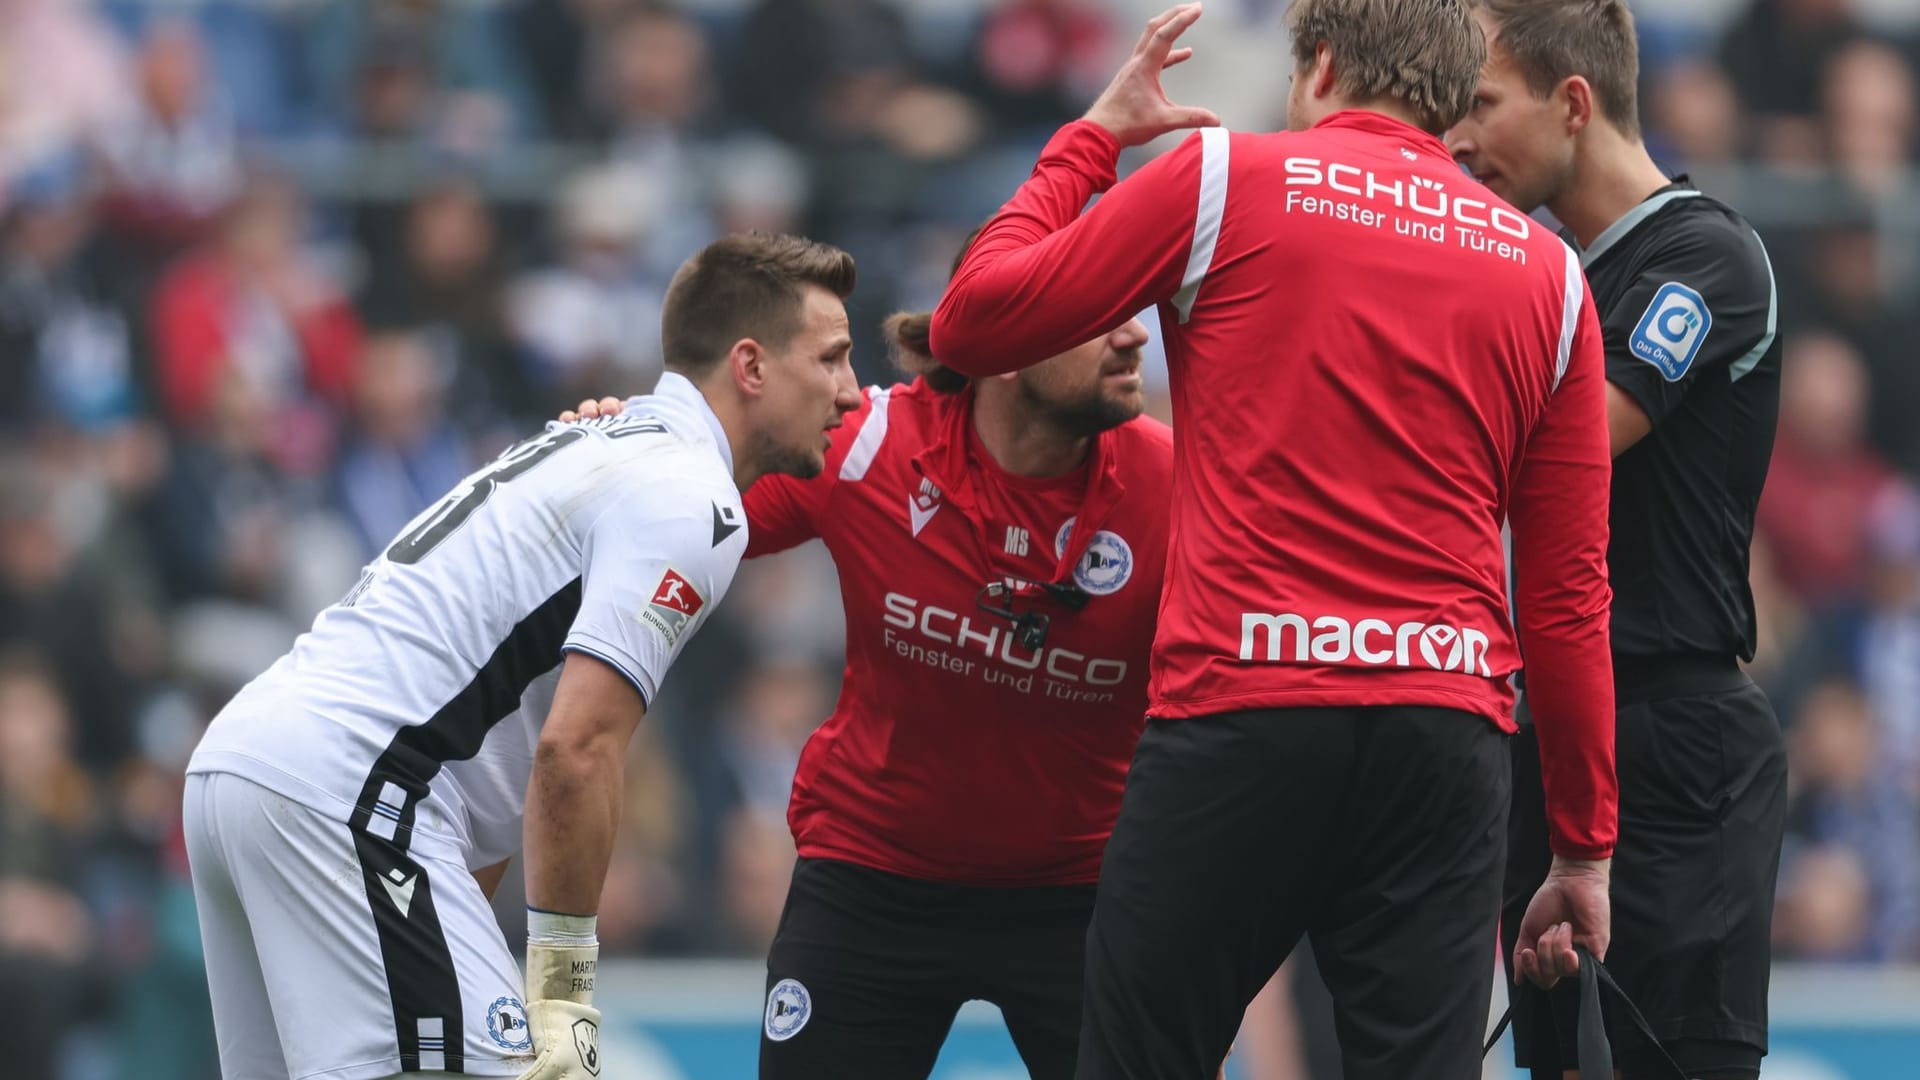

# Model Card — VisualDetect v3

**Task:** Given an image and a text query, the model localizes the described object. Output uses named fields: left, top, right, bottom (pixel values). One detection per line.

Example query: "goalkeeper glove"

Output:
left=516, top=912, right=602, bottom=1079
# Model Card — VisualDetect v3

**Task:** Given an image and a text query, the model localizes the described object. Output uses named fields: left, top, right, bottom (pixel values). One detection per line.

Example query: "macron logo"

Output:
left=380, top=867, right=418, bottom=918
left=1239, top=612, right=1493, bottom=677
left=908, top=478, right=942, bottom=537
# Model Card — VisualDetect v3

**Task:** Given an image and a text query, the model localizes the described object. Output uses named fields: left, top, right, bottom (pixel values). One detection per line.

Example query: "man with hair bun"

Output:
left=568, top=232, right=1184, bottom=1078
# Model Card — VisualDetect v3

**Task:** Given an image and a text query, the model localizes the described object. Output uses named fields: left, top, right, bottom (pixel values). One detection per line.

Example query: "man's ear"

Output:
left=729, top=338, right=767, bottom=396
left=1561, top=75, right=1595, bottom=136
left=1313, top=41, right=1338, bottom=100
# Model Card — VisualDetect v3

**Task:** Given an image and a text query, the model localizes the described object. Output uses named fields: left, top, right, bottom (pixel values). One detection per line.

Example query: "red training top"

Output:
left=930, top=112, right=1618, bottom=859
left=746, top=378, right=1174, bottom=884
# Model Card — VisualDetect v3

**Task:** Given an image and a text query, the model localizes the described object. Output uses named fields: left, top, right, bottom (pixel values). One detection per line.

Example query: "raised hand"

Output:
left=1083, top=3, right=1223, bottom=148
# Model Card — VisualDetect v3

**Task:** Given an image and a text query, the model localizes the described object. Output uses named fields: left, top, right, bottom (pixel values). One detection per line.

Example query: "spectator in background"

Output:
left=732, top=0, right=981, bottom=159
left=148, top=173, right=361, bottom=458
left=0, top=652, right=109, bottom=1080
left=344, top=21, right=441, bottom=144
left=99, top=0, right=305, bottom=141
left=97, top=20, right=243, bottom=262
left=508, top=164, right=668, bottom=413
left=1776, top=678, right=1920, bottom=962
left=514, top=0, right=625, bottom=140
left=1645, top=59, right=1745, bottom=170
left=1765, top=197, right=1920, bottom=476
left=303, top=0, right=534, bottom=154
left=0, top=0, right=132, bottom=186
left=149, top=367, right=361, bottom=670
left=1758, top=331, right=1900, bottom=606
left=1856, top=483, right=1920, bottom=792
left=1821, top=38, right=1917, bottom=198
left=1774, top=844, right=1874, bottom=961
left=731, top=0, right=912, bottom=148
left=707, top=135, right=813, bottom=239
left=596, top=4, right=724, bottom=276
left=963, top=0, right=1116, bottom=139
left=357, top=177, right=525, bottom=427
left=330, top=329, right=472, bottom=559
left=1718, top=0, right=1864, bottom=162
left=597, top=4, right=716, bottom=155
left=0, top=460, right=146, bottom=769
left=0, top=153, right=139, bottom=433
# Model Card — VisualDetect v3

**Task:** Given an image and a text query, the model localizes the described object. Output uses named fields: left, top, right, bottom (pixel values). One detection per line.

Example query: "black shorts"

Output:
left=1502, top=663, right=1787, bottom=1080
left=760, top=856, right=1094, bottom=1080
left=1077, top=705, right=1510, bottom=1080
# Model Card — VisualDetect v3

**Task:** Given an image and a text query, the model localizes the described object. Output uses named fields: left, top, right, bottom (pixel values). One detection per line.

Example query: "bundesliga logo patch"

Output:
left=639, top=569, right=704, bottom=645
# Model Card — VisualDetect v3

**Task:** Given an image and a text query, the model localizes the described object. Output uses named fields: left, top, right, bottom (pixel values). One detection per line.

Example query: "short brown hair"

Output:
left=661, top=232, right=856, bottom=375
left=1288, top=0, right=1486, bottom=134
left=1472, top=0, right=1642, bottom=137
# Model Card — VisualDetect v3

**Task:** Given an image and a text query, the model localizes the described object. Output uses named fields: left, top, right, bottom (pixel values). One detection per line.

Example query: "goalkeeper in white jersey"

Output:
left=182, top=233, right=861, bottom=1080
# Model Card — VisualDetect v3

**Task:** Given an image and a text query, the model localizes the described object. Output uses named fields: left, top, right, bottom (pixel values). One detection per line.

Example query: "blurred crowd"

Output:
left=0, top=0, right=1916, bottom=1076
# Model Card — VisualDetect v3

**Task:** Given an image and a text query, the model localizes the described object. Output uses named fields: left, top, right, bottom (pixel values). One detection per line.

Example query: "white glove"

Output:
left=515, top=941, right=602, bottom=1079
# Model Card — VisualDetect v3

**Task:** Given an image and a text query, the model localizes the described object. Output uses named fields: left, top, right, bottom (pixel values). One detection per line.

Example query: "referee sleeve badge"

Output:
left=1628, top=282, right=1713, bottom=382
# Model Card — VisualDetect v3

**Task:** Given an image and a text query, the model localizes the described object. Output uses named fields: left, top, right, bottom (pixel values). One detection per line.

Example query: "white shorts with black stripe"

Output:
left=184, top=771, right=535, bottom=1080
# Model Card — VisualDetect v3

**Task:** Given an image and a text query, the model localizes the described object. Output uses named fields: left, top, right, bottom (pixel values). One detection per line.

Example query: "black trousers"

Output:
left=760, top=856, right=1095, bottom=1079
left=1503, top=666, right=1787, bottom=1080
left=1077, top=705, right=1510, bottom=1080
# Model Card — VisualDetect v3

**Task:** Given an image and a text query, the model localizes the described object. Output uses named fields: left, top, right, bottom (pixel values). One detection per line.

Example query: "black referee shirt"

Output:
left=1577, top=179, right=1781, bottom=662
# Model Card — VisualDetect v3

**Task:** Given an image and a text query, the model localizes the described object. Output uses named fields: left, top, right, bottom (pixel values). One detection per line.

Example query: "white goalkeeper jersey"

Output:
left=189, top=372, right=748, bottom=868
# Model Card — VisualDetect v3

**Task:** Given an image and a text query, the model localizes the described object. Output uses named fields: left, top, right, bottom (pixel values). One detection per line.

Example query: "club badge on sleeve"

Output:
left=1629, top=282, right=1713, bottom=382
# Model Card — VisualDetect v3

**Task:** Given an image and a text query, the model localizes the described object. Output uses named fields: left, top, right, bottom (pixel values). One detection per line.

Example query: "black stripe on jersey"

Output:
left=351, top=578, right=584, bottom=851
left=352, top=829, right=465, bottom=1073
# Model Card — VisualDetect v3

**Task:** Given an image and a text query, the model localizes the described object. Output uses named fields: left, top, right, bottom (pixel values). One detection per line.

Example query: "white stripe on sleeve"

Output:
left=1171, top=127, right=1231, bottom=325
left=837, top=385, right=893, bottom=481
left=1552, top=241, right=1585, bottom=392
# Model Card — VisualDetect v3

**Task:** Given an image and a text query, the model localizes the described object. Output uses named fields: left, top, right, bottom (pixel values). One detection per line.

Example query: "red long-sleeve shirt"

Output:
left=931, top=112, right=1618, bottom=858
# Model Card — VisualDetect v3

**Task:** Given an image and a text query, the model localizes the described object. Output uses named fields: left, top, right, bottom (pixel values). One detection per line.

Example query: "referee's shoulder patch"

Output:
left=1627, top=281, right=1713, bottom=382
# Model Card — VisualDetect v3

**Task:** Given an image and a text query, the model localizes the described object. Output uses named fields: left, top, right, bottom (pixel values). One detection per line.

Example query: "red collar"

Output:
left=1310, top=109, right=1452, bottom=160
left=910, top=385, right=1130, bottom=585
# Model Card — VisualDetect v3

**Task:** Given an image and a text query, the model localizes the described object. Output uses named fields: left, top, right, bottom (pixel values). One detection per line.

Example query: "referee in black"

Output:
left=1448, top=3, right=1787, bottom=1078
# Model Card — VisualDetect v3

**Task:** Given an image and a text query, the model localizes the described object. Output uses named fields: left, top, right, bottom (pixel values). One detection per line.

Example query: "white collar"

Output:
left=649, top=371, right=735, bottom=479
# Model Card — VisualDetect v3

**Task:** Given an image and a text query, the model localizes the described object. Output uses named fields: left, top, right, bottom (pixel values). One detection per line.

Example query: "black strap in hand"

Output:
left=1483, top=946, right=1689, bottom=1080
